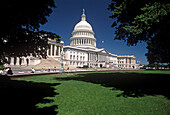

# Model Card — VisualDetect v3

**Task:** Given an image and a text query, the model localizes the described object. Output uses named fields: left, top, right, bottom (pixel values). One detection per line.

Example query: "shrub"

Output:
left=0, top=65, right=5, bottom=70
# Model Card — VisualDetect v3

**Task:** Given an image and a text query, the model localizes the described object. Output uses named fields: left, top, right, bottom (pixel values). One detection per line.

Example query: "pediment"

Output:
left=98, top=48, right=110, bottom=54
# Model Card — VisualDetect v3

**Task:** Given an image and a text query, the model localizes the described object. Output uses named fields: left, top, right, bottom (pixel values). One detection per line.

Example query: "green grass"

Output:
left=16, top=70, right=170, bottom=115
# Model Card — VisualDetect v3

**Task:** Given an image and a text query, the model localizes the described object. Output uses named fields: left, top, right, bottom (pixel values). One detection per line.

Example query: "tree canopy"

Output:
left=108, top=0, right=170, bottom=65
left=0, top=0, right=60, bottom=65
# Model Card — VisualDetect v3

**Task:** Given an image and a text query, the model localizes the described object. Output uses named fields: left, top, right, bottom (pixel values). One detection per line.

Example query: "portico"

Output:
left=47, top=38, right=64, bottom=57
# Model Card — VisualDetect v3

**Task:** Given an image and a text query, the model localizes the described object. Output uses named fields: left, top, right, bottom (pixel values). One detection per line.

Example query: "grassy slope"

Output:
left=17, top=70, right=170, bottom=115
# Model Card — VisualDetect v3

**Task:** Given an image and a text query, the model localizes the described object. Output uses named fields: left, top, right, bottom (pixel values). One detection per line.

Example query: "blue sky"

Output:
left=40, top=0, right=148, bottom=64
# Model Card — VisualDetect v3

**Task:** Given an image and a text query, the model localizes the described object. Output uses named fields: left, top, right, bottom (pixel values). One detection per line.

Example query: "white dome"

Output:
left=73, top=13, right=93, bottom=32
left=70, top=9, right=96, bottom=48
left=74, top=21, right=93, bottom=31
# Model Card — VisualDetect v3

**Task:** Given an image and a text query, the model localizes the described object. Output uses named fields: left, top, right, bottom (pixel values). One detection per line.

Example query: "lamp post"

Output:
left=94, top=62, right=97, bottom=71
left=60, top=49, right=64, bottom=72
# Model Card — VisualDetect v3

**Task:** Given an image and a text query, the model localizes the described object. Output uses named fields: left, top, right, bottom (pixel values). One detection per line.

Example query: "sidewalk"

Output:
left=7, top=68, right=139, bottom=78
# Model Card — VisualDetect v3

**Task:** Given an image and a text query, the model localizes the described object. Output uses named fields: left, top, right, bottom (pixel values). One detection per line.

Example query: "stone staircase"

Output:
left=31, top=57, right=61, bottom=69
left=31, top=57, right=77, bottom=70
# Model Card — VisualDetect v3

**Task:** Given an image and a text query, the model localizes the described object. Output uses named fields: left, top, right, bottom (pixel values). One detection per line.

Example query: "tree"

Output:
left=0, top=0, right=60, bottom=65
left=108, top=0, right=170, bottom=65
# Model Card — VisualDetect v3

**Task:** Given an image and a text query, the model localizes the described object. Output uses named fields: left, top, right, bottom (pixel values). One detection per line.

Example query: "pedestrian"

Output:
left=48, top=67, right=50, bottom=72
left=53, top=67, right=56, bottom=72
left=7, top=67, right=13, bottom=75
left=41, top=67, right=44, bottom=72
left=31, top=68, right=35, bottom=73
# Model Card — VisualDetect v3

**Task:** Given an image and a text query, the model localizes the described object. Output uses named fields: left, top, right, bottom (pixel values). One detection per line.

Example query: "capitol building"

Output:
left=7, top=10, right=137, bottom=69
left=63, top=10, right=136, bottom=69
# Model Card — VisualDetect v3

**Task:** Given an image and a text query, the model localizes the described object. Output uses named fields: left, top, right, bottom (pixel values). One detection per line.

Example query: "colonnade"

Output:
left=70, top=39, right=96, bottom=46
left=7, top=57, right=29, bottom=66
left=72, top=31, right=94, bottom=37
left=98, top=54, right=107, bottom=62
left=87, top=53, right=109, bottom=62
left=47, top=44, right=63, bottom=57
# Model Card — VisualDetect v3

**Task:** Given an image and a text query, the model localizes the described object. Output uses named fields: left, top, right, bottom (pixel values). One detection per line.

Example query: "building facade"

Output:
left=7, top=10, right=137, bottom=69
left=63, top=10, right=137, bottom=69
left=7, top=39, right=64, bottom=68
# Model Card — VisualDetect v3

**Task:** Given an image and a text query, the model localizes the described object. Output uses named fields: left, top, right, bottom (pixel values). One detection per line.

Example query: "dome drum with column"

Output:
left=70, top=37, right=96, bottom=47
left=72, top=30, right=94, bottom=37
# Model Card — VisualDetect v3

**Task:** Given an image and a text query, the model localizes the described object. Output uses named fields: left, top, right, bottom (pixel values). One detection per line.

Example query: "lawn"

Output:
left=1, top=70, right=170, bottom=114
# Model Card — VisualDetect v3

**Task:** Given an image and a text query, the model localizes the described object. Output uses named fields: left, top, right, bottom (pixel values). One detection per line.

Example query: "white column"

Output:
left=91, top=53, right=92, bottom=61
left=89, top=53, right=91, bottom=61
left=50, top=44, right=53, bottom=56
left=16, top=57, right=19, bottom=65
left=11, top=57, right=14, bottom=65
left=54, top=45, right=56, bottom=56
left=58, top=46, right=60, bottom=56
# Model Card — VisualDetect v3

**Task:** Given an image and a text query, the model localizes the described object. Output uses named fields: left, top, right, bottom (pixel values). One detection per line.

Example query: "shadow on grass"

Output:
left=0, top=77, right=59, bottom=115
left=56, top=72, right=170, bottom=99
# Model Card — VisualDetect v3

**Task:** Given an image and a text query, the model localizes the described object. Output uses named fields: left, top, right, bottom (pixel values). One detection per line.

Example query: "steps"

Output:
left=32, top=57, right=61, bottom=69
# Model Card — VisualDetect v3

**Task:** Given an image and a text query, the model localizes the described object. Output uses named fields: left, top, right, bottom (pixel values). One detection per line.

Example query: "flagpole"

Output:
left=102, top=41, right=104, bottom=48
